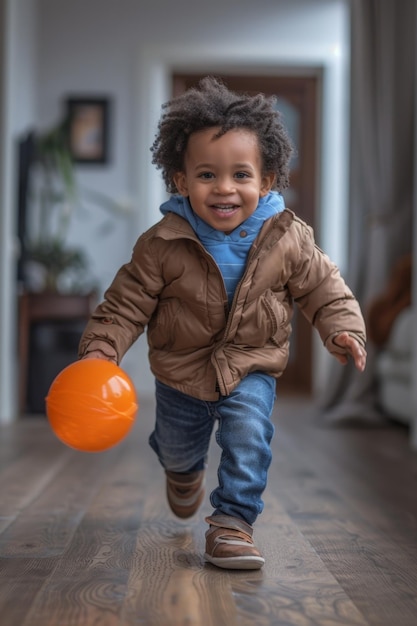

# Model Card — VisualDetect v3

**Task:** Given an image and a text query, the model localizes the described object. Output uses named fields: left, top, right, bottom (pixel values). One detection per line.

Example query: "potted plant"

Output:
left=25, top=121, right=91, bottom=293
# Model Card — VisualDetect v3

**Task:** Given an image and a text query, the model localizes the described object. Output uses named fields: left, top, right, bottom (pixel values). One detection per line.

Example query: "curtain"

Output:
left=319, top=0, right=416, bottom=424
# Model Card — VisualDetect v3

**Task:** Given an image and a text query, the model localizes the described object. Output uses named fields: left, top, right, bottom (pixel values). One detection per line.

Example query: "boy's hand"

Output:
left=82, top=349, right=117, bottom=363
left=333, top=332, right=367, bottom=372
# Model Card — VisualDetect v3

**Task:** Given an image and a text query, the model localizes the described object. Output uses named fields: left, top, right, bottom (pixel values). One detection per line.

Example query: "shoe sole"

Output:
left=204, top=553, right=265, bottom=570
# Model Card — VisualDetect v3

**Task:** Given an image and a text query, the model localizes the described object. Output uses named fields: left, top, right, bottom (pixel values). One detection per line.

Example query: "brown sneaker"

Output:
left=204, top=514, right=265, bottom=570
left=165, top=470, right=205, bottom=518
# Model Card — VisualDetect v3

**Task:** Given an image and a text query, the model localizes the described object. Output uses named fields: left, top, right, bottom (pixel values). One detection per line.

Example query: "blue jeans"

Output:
left=149, top=372, right=276, bottom=525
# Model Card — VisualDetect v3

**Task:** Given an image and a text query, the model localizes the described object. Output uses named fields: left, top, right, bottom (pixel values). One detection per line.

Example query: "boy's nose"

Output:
left=214, top=177, right=235, bottom=194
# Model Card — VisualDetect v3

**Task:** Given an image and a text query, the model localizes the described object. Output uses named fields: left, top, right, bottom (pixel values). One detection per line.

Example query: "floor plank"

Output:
left=19, top=433, right=147, bottom=626
left=272, top=400, right=417, bottom=626
left=1, top=395, right=417, bottom=625
left=0, top=424, right=72, bottom=534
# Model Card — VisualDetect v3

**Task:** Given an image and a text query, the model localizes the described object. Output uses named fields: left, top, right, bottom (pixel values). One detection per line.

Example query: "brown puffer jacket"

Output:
left=78, top=209, right=366, bottom=400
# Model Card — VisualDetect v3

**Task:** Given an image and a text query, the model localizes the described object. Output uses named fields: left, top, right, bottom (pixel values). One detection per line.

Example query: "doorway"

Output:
left=173, top=73, right=319, bottom=395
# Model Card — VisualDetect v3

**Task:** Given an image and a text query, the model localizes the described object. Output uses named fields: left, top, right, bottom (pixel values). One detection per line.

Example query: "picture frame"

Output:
left=65, top=97, right=110, bottom=164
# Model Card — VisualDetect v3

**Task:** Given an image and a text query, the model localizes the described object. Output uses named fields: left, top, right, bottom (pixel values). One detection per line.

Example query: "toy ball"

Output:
left=45, top=359, right=138, bottom=453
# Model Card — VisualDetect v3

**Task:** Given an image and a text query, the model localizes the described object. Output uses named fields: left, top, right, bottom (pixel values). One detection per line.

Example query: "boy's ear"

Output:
left=259, top=173, right=276, bottom=197
left=173, top=172, right=188, bottom=196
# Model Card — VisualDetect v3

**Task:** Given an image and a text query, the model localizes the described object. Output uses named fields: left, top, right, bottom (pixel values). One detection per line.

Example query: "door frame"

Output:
left=133, top=44, right=350, bottom=397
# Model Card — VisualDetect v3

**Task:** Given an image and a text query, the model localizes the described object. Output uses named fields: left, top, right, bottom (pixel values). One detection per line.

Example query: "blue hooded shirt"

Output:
left=160, top=191, right=285, bottom=304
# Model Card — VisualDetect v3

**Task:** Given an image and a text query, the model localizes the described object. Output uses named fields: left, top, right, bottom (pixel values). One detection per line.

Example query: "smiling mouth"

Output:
left=211, top=204, right=239, bottom=213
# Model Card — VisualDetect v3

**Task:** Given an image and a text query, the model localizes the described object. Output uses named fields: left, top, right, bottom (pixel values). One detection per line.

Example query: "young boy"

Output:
left=79, top=77, right=367, bottom=570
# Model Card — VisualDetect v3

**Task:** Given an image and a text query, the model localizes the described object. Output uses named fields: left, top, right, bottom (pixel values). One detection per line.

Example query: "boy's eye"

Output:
left=235, top=172, right=249, bottom=179
left=199, top=172, right=214, bottom=179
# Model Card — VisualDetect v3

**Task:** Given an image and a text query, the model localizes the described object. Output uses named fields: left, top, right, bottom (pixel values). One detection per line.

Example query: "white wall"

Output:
left=0, top=0, right=350, bottom=418
left=0, top=0, right=38, bottom=422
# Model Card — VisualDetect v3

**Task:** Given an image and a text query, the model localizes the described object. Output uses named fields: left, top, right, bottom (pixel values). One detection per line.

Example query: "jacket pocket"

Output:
left=265, top=290, right=292, bottom=347
left=238, top=290, right=289, bottom=348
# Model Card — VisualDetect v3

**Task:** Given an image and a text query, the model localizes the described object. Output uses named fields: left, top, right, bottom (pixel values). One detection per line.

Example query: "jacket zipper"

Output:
left=212, top=221, right=280, bottom=395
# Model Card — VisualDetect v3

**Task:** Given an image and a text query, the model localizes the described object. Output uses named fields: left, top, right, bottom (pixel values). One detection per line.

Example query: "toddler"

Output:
left=79, top=77, right=367, bottom=570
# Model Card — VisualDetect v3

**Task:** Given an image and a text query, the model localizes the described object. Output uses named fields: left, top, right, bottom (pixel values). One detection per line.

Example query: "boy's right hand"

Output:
left=82, top=349, right=117, bottom=363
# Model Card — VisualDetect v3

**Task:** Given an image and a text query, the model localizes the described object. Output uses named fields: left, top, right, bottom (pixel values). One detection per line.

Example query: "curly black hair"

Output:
left=151, top=76, right=294, bottom=194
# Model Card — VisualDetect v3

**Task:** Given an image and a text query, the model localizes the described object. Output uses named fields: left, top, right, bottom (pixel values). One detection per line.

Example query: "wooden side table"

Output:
left=18, top=292, right=96, bottom=414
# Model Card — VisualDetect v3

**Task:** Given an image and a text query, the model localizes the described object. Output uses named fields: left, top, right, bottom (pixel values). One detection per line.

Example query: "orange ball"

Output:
left=45, top=359, right=138, bottom=452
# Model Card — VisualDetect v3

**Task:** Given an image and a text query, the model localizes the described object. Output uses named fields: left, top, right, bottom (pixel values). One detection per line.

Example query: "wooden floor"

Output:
left=1, top=395, right=417, bottom=626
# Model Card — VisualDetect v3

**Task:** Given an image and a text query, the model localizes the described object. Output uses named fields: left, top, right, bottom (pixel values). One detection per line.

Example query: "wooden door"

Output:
left=173, top=73, right=319, bottom=395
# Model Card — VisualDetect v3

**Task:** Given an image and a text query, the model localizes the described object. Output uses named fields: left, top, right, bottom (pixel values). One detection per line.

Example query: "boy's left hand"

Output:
left=333, top=331, right=367, bottom=371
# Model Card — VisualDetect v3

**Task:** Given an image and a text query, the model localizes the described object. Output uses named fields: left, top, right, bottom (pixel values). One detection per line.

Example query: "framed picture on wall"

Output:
left=65, top=97, right=110, bottom=164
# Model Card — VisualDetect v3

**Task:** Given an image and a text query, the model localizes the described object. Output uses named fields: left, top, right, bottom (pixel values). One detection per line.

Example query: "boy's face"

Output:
left=173, top=127, right=275, bottom=234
